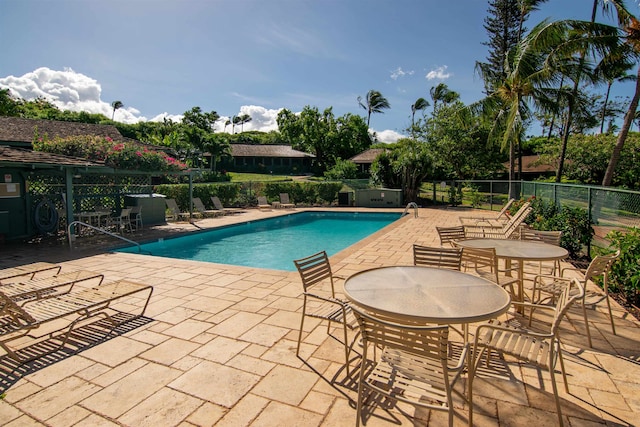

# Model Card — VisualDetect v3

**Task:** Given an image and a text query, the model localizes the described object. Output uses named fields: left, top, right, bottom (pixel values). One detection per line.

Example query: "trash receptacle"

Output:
left=124, top=194, right=167, bottom=225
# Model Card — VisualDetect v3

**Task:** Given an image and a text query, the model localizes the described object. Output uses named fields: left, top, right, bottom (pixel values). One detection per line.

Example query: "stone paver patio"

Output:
left=0, top=206, right=639, bottom=426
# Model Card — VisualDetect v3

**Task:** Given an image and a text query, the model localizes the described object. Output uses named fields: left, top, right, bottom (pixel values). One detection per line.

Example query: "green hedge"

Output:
left=263, top=182, right=343, bottom=205
left=154, top=183, right=242, bottom=210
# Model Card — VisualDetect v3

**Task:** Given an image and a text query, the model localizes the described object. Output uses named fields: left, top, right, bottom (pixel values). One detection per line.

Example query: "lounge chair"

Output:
left=0, top=262, right=62, bottom=283
left=0, top=280, right=153, bottom=363
left=165, top=198, right=192, bottom=221
left=459, top=198, right=515, bottom=227
left=464, top=202, right=532, bottom=239
left=256, top=196, right=271, bottom=210
left=278, top=193, right=295, bottom=209
left=192, top=197, right=222, bottom=218
left=210, top=196, right=243, bottom=215
left=1, top=270, right=104, bottom=303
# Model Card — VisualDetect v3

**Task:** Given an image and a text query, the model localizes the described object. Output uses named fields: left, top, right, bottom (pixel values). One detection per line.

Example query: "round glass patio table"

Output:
left=343, top=266, right=511, bottom=325
left=455, top=238, right=569, bottom=305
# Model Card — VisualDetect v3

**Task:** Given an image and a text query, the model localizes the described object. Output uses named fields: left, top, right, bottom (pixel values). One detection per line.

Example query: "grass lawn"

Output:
left=228, top=172, right=294, bottom=182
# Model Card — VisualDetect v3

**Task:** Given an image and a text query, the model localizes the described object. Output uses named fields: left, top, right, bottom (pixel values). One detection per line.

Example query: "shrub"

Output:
left=606, top=227, right=640, bottom=304
left=34, top=134, right=188, bottom=172
left=525, top=197, right=594, bottom=258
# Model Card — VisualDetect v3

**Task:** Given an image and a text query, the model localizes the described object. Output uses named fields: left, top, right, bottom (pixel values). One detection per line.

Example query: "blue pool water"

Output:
left=116, top=211, right=401, bottom=271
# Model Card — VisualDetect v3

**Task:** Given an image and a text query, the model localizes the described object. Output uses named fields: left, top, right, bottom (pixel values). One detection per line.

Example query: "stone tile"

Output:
left=140, top=337, right=201, bottom=366
left=45, top=405, right=93, bottom=427
left=251, top=401, right=323, bottom=427
left=81, top=362, right=182, bottom=418
left=191, top=336, right=249, bottom=364
left=16, top=376, right=100, bottom=421
left=186, top=402, right=227, bottom=427
left=214, top=393, right=269, bottom=427
left=227, top=353, right=276, bottom=376
left=251, top=364, right=319, bottom=406
left=25, top=356, right=95, bottom=387
left=169, top=360, right=260, bottom=408
left=0, top=401, right=23, bottom=425
left=118, top=387, right=203, bottom=426
left=73, top=414, right=121, bottom=426
left=90, top=358, right=148, bottom=387
left=80, top=336, right=152, bottom=367
left=238, top=322, right=290, bottom=347
left=208, top=311, right=266, bottom=338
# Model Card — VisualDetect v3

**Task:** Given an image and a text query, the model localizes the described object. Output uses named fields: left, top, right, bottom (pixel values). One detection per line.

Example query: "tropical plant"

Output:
left=429, top=83, right=459, bottom=114
left=111, top=100, right=123, bottom=121
left=603, top=15, right=640, bottom=186
left=410, top=97, right=429, bottom=130
left=607, top=226, right=640, bottom=304
left=357, top=90, right=390, bottom=127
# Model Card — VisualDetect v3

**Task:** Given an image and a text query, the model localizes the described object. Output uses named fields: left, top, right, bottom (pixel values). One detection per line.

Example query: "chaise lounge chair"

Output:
left=256, top=196, right=272, bottom=210
left=1, top=270, right=105, bottom=303
left=0, top=280, right=153, bottom=363
left=211, top=196, right=244, bottom=215
left=459, top=198, right=515, bottom=227
left=463, top=202, right=532, bottom=239
left=0, top=262, right=62, bottom=283
left=278, top=193, right=295, bottom=209
left=165, top=198, right=192, bottom=221
left=192, top=197, right=223, bottom=218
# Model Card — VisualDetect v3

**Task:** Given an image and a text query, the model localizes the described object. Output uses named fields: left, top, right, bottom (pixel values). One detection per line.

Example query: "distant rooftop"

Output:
left=349, top=148, right=387, bottom=164
left=230, top=144, right=314, bottom=158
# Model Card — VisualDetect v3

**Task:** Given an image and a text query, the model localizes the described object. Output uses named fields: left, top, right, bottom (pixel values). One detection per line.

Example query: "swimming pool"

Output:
left=116, top=211, right=401, bottom=271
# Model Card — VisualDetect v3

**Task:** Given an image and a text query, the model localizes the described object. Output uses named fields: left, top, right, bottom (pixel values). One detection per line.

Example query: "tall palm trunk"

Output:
left=600, top=81, right=613, bottom=133
left=602, top=65, right=640, bottom=186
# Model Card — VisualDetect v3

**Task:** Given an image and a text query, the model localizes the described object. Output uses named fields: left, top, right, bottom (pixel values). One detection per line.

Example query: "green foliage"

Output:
left=370, top=138, right=432, bottom=202
left=153, top=183, right=242, bottom=209
left=525, top=197, right=594, bottom=258
left=448, top=184, right=463, bottom=206
left=194, top=170, right=231, bottom=183
left=263, top=181, right=342, bottom=205
left=33, top=134, right=188, bottom=172
left=324, top=159, right=358, bottom=180
left=464, top=184, right=484, bottom=208
left=277, top=106, right=371, bottom=172
left=606, top=227, right=640, bottom=303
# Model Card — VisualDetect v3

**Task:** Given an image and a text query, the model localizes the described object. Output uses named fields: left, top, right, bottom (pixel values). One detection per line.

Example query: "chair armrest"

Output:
left=304, top=292, right=348, bottom=307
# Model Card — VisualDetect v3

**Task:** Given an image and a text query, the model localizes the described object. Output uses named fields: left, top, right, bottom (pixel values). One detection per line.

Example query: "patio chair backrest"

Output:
left=211, top=196, right=224, bottom=210
left=0, top=290, right=36, bottom=326
left=352, top=305, right=449, bottom=361
left=280, top=193, right=292, bottom=204
left=458, top=246, right=499, bottom=281
left=551, top=278, right=584, bottom=335
left=413, top=244, right=462, bottom=270
left=520, top=228, right=562, bottom=246
left=257, top=196, right=269, bottom=206
left=293, top=250, right=335, bottom=296
left=583, top=250, right=620, bottom=284
left=436, top=226, right=466, bottom=247
left=165, top=198, right=182, bottom=215
left=192, top=197, right=207, bottom=212
left=497, top=198, right=516, bottom=220
left=502, top=204, right=532, bottom=238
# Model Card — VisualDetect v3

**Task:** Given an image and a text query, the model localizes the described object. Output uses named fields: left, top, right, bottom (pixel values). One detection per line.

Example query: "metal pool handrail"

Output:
left=403, top=202, right=419, bottom=218
left=67, top=220, right=146, bottom=253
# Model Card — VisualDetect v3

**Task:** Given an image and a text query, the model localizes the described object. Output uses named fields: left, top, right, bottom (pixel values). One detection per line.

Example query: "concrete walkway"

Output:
left=0, top=207, right=638, bottom=426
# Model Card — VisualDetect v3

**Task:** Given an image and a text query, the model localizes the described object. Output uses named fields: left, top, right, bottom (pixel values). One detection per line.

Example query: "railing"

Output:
left=67, top=221, right=146, bottom=253
left=403, top=202, right=419, bottom=217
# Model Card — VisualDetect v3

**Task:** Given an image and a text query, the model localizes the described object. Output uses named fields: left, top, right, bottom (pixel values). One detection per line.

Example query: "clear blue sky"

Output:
left=1, top=0, right=638, bottom=142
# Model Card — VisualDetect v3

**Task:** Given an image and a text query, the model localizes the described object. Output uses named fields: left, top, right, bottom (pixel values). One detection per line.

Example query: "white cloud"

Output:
left=425, top=65, right=451, bottom=80
left=1, top=67, right=405, bottom=146
left=390, top=67, right=414, bottom=80
left=0, top=67, right=147, bottom=123
left=372, top=129, right=405, bottom=144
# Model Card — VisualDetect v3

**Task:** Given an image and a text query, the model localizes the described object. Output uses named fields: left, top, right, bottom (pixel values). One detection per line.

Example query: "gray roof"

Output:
left=230, top=144, right=314, bottom=158
left=349, top=148, right=387, bottom=164
left=0, top=117, right=126, bottom=144
left=0, top=145, right=105, bottom=168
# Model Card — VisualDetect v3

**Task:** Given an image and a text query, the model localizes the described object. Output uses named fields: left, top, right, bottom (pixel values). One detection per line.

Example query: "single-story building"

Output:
left=219, top=144, right=315, bottom=174
left=349, top=148, right=387, bottom=175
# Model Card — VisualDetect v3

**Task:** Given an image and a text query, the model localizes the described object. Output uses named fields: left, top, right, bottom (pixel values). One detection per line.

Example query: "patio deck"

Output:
left=0, top=207, right=639, bottom=426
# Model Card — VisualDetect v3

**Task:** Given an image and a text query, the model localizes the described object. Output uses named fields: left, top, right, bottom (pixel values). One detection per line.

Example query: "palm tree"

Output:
left=603, top=16, right=640, bottom=186
left=236, top=114, right=252, bottom=132
left=596, top=55, right=635, bottom=133
left=358, top=90, right=390, bottom=127
left=555, top=0, right=632, bottom=182
left=429, top=83, right=459, bottom=115
left=411, top=98, right=429, bottom=134
left=111, top=100, right=123, bottom=121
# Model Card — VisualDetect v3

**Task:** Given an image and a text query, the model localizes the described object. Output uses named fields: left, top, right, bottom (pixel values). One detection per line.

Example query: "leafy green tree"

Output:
left=277, top=106, right=371, bottom=172
left=324, top=159, right=358, bottom=180
left=357, top=90, right=390, bottom=127
left=370, top=138, right=432, bottom=202
left=429, top=83, right=459, bottom=115
left=0, top=89, right=19, bottom=116
left=235, top=114, right=252, bottom=132
left=180, top=106, right=221, bottom=168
